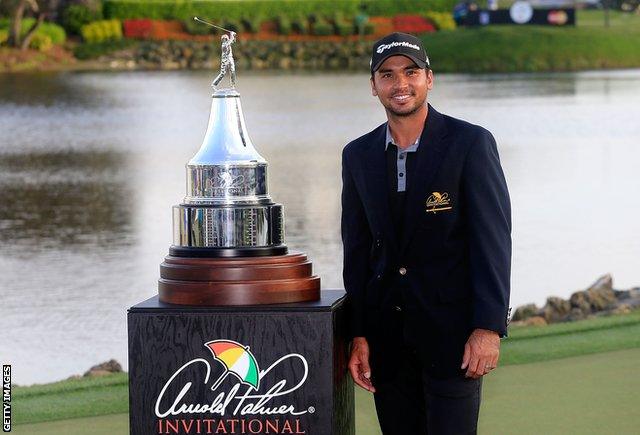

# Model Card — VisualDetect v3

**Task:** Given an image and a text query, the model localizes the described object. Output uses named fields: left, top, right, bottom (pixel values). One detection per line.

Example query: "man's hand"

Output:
left=348, top=337, right=376, bottom=393
left=461, top=328, right=500, bottom=379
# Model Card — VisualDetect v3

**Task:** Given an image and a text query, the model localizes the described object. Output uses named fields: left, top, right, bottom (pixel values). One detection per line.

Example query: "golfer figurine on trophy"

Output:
left=212, top=32, right=236, bottom=88
left=194, top=17, right=237, bottom=89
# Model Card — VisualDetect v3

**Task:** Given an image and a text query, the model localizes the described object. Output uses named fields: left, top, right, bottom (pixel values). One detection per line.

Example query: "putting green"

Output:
left=10, top=413, right=128, bottom=434
left=356, top=347, right=640, bottom=435
left=13, top=348, right=640, bottom=434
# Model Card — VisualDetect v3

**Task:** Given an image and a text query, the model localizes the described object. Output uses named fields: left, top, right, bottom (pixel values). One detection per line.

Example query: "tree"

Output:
left=5, top=0, right=46, bottom=50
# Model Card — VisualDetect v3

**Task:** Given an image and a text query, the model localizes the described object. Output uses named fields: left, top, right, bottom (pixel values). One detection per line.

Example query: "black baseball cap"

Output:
left=370, top=32, right=430, bottom=74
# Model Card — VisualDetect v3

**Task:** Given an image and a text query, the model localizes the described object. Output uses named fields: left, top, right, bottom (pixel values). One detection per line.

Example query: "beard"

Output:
left=382, top=91, right=427, bottom=117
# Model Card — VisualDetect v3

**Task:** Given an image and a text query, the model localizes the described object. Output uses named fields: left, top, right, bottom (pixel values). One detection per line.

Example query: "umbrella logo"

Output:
left=155, top=339, right=312, bottom=419
left=206, top=340, right=260, bottom=391
left=426, top=191, right=452, bottom=213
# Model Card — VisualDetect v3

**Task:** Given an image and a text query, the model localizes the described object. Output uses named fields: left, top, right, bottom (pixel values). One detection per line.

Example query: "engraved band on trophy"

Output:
left=158, top=20, right=321, bottom=305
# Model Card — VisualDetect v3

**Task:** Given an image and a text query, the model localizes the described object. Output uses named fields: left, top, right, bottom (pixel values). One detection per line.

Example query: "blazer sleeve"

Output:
left=463, top=130, right=512, bottom=337
left=341, top=148, right=372, bottom=339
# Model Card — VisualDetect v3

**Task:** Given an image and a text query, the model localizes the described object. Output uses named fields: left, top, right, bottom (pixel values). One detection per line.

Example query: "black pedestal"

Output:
left=128, top=290, right=354, bottom=435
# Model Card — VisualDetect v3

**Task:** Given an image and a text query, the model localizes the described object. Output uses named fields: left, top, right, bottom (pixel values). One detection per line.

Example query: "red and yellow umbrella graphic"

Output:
left=205, top=340, right=260, bottom=391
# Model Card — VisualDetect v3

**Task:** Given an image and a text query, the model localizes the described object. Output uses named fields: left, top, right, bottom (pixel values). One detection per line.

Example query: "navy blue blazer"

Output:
left=341, top=104, right=511, bottom=379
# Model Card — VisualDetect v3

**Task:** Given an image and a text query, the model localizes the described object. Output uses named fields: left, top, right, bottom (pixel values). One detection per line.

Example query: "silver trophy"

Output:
left=171, top=21, right=286, bottom=257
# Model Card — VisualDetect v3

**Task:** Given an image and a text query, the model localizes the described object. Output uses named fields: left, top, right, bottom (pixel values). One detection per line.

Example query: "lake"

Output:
left=1, top=69, right=639, bottom=385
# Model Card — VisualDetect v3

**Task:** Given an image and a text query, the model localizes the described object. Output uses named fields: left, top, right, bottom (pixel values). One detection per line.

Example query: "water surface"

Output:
left=1, top=70, right=639, bottom=384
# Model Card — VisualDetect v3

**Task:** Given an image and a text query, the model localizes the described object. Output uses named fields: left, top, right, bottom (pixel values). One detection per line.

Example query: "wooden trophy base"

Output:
left=158, top=252, right=321, bottom=305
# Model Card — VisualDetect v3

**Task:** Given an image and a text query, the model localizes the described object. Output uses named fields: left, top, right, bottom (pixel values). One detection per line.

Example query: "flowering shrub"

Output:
left=81, top=20, right=123, bottom=43
left=150, top=20, right=184, bottom=40
left=122, top=19, right=153, bottom=39
left=424, top=12, right=456, bottom=31
left=392, top=15, right=436, bottom=34
left=29, top=34, right=53, bottom=51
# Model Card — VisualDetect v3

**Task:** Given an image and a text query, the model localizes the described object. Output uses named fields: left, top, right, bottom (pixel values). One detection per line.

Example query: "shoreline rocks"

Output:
left=84, top=359, right=123, bottom=377
left=511, top=274, right=640, bottom=327
left=66, top=359, right=123, bottom=380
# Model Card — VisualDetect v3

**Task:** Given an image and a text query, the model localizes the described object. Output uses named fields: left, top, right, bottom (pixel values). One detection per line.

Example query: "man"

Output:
left=341, top=32, right=511, bottom=434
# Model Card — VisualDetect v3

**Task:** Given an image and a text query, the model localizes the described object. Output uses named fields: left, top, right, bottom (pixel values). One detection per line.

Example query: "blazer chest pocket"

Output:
left=421, top=191, right=456, bottom=229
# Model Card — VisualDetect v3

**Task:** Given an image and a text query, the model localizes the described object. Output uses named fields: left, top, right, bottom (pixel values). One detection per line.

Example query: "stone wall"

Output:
left=101, top=40, right=373, bottom=71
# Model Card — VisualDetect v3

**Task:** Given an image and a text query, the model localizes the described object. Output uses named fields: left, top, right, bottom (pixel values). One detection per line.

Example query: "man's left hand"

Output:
left=461, top=328, right=500, bottom=379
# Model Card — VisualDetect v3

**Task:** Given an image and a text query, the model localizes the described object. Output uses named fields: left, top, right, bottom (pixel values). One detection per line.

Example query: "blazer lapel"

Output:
left=399, top=105, right=449, bottom=253
left=363, top=124, right=399, bottom=253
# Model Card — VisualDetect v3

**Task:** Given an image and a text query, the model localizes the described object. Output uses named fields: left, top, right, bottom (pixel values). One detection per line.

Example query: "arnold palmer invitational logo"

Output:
left=426, top=191, right=452, bottom=213
left=154, top=339, right=313, bottom=434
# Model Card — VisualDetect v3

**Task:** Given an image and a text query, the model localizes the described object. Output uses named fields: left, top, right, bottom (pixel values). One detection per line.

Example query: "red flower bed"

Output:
left=369, top=16, right=394, bottom=36
left=123, top=19, right=153, bottom=39
left=151, top=20, right=185, bottom=40
left=392, top=15, right=436, bottom=34
left=123, top=19, right=199, bottom=40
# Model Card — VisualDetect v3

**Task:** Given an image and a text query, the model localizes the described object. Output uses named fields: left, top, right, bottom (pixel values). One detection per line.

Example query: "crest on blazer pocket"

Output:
left=426, top=191, right=453, bottom=214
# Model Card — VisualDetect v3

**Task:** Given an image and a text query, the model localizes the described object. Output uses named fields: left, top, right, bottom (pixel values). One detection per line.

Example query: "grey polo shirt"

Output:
left=385, top=124, right=421, bottom=193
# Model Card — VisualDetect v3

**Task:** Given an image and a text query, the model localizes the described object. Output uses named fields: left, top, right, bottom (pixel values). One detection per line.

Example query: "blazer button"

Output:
left=375, top=239, right=382, bottom=247
left=393, top=305, right=402, bottom=312
left=398, top=267, right=407, bottom=276
left=376, top=274, right=383, bottom=280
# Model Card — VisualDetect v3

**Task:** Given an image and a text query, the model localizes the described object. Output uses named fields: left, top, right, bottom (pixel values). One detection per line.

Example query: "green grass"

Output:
left=10, top=310, right=640, bottom=430
left=12, top=373, right=128, bottom=425
left=10, top=413, right=130, bottom=435
left=424, top=27, right=640, bottom=73
left=499, top=309, right=640, bottom=364
left=422, top=10, right=640, bottom=73
left=578, top=9, right=640, bottom=27
left=508, top=308, right=640, bottom=339
left=13, top=349, right=640, bottom=434
left=501, top=321, right=640, bottom=364
left=356, top=348, right=640, bottom=435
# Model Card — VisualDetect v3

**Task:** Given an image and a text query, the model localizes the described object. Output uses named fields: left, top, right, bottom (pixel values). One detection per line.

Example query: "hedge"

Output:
left=73, top=39, right=134, bottom=59
left=62, top=4, right=104, bottom=35
left=292, top=14, right=309, bottom=34
left=103, top=0, right=458, bottom=21
left=277, top=15, right=292, bottom=35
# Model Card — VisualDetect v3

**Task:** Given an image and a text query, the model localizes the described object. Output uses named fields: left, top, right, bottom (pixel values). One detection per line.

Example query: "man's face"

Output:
left=370, top=55, right=433, bottom=117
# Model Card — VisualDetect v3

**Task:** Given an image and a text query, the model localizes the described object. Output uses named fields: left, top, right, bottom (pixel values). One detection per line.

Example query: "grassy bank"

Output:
left=1, top=11, right=639, bottom=73
left=501, top=308, right=640, bottom=364
left=424, top=11, right=640, bottom=73
left=12, top=373, right=128, bottom=425
left=10, top=309, right=640, bottom=428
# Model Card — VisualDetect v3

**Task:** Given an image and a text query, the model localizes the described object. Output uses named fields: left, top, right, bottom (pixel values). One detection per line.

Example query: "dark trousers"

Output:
left=372, top=346, right=482, bottom=435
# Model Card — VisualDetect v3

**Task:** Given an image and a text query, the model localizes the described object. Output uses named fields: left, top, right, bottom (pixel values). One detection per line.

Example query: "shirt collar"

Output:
left=385, top=123, right=421, bottom=152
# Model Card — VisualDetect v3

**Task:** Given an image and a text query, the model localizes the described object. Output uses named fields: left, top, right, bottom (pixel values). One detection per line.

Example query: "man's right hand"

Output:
left=348, top=337, right=376, bottom=393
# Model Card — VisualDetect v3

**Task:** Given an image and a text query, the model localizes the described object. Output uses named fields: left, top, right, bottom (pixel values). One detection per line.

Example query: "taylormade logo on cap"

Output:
left=376, top=41, right=421, bottom=54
